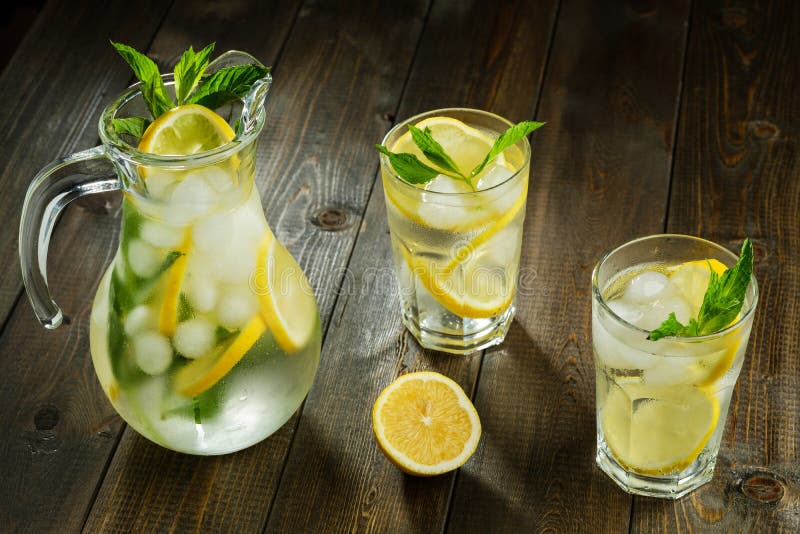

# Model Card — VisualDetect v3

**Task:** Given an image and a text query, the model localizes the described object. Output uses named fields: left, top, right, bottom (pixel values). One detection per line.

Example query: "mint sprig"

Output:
left=375, top=145, right=440, bottom=184
left=174, top=43, right=215, bottom=104
left=377, top=118, right=544, bottom=188
left=648, top=239, right=754, bottom=341
left=111, top=42, right=174, bottom=118
left=110, top=41, right=270, bottom=139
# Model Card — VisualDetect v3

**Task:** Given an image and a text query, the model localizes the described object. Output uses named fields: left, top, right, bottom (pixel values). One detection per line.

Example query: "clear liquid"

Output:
left=89, top=180, right=320, bottom=455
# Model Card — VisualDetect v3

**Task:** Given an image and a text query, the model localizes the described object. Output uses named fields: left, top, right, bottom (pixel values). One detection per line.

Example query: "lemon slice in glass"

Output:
left=372, top=371, right=481, bottom=476
left=385, top=116, right=514, bottom=232
left=601, top=382, right=719, bottom=475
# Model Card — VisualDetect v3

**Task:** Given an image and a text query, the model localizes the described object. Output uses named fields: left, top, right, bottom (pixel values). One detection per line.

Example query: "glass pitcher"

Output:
left=18, top=51, right=321, bottom=455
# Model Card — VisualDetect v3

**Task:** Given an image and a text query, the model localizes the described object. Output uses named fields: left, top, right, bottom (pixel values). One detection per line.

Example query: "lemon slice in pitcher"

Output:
left=139, top=104, right=235, bottom=155
left=254, top=232, right=318, bottom=353
left=601, top=383, right=719, bottom=475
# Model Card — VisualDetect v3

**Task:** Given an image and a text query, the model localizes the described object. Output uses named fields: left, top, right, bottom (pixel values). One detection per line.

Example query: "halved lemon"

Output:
left=174, top=315, right=266, bottom=397
left=139, top=104, right=235, bottom=155
left=254, top=231, right=318, bottom=353
left=601, top=382, right=719, bottom=475
left=372, top=371, right=481, bottom=476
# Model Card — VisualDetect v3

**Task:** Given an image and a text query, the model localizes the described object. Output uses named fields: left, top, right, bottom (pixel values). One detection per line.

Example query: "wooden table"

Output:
left=1, top=1, right=797, bottom=532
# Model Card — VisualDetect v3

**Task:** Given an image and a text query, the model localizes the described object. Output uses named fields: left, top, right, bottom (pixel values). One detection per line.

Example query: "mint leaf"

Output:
left=408, top=125, right=463, bottom=177
left=112, top=117, right=151, bottom=138
left=111, top=41, right=174, bottom=118
left=695, top=239, right=754, bottom=335
left=174, top=43, right=215, bottom=104
left=188, top=64, right=270, bottom=109
left=471, top=120, right=545, bottom=177
left=647, top=313, right=686, bottom=341
left=376, top=145, right=440, bottom=184
left=647, top=238, right=754, bottom=340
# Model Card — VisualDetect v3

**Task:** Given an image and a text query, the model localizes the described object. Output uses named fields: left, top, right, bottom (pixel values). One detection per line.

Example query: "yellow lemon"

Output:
left=601, top=382, right=719, bottom=475
left=372, top=372, right=481, bottom=476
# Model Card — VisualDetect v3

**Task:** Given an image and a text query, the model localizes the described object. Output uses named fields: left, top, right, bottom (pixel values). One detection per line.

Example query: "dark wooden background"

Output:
left=0, top=0, right=797, bottom=532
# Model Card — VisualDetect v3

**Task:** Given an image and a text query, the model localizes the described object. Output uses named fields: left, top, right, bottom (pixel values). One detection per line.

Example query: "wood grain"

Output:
left=631, top=1, right=800, bottom=531
left=82, top=0, right=432, bottom=531
left=264, top=1, right=559, bottom=532
left=0, top=1, right=172, bottom=531
left=446, top=0, right=691, bottom=531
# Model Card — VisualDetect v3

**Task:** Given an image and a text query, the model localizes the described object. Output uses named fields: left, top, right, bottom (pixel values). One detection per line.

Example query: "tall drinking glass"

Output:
left=380, top=109, right=530, bottom=354
left=592, top=234, right=758, bottom=498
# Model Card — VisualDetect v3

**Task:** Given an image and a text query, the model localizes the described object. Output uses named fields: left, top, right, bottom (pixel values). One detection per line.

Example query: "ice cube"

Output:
left=196, top=166, right=235, bottom=193
left=173, top=317, right=216, bottom=359
left=607, top=299, right=645, bottom=324
left=127, top=239, right=161, bottom=278
left=475, top=163, right=514, bottom=191
left=216, top=286, right=259, bottom=329
left=145, top=172, right=178, bottom=201
left=185, top=271, right=218, bottom=314
left=623, top=271, right=672, bottom=304
left=140, top=221, right=186, bottom=249
left=636, top=296, right=692, bottom=331
left=192, top=212, right=234, bottom=252
left=592, top=314, right=657, bottom=370
left=133, top=331, right=173, bottom=375
left=417, top=176, right=474, bottom=230
left=166, top=173, right=218, bottom=223
left=125, top=305, right=155, bottom=336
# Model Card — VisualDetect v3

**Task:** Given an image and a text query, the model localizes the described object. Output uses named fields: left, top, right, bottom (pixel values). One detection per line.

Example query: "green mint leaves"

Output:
left=648, top=239, right=754, bottom=341
left=375, top=145, right=440, bottom=184
left=471, top=121, right=544, bottom=177
left=376, top=119, right=544, bottom=189
left=173, top=43, right=215, bottom=104
left=110, top=41, right=270, bottom=139
left=111, top=42, right=174, bottom=118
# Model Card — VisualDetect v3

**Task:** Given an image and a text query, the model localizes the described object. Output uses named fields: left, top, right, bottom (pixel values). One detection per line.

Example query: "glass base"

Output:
left=596, top=440, right=717, bottom=499
left=402, top=305, right=515, bottom=355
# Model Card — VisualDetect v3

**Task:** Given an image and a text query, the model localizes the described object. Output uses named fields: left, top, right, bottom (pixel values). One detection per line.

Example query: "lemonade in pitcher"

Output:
left=20, top=44, right=321, bottom=454
left=378, top=109, right=543, bottom=354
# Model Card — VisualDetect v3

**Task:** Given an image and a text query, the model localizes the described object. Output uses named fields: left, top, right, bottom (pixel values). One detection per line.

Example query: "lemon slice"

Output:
left=601, top=382, right=719, bottom=475
left=666, top=258, right=739, bottom=387
left=385, top=116, right=513, bottom=233
left=372, top=371, right=481, bottom=476
left=158, top=230, right=192, bottom=336
left=254, top=232, right=317, bottom=353
left=174, top=315, right=266, bottom=397
left=139, top=104, right=235, bottom=155
left=668, top=259, right=727, bottom=314
left=401, top=247, right=513, bottom=319
left=390, top=116, right=505, bottom=174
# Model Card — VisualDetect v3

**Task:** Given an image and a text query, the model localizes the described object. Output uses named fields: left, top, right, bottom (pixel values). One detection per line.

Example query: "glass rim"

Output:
left=379, top=107, right=532, bottom=197
left=592, top=233, right=759, bottom=342
left=97, top=73, right=269, bottom=169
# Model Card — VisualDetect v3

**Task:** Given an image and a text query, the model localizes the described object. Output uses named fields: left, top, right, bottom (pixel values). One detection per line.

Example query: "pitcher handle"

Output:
left=18, top=145, right=119, bottom=329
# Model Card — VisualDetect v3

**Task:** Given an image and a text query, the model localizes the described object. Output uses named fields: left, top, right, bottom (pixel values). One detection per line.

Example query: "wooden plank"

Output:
left=263, top=1, right=559, bottom=531
left=82, top=0, right=431, bottom=531
left=631, top=1, right=800, bottom=531
left=0, top=1, right=173, bottom=531
left=446, top=0, right=692, bottom=531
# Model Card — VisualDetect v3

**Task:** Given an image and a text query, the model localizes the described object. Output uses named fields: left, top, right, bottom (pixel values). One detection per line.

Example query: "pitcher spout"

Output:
left=205, top=50, right=272, bottom=136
